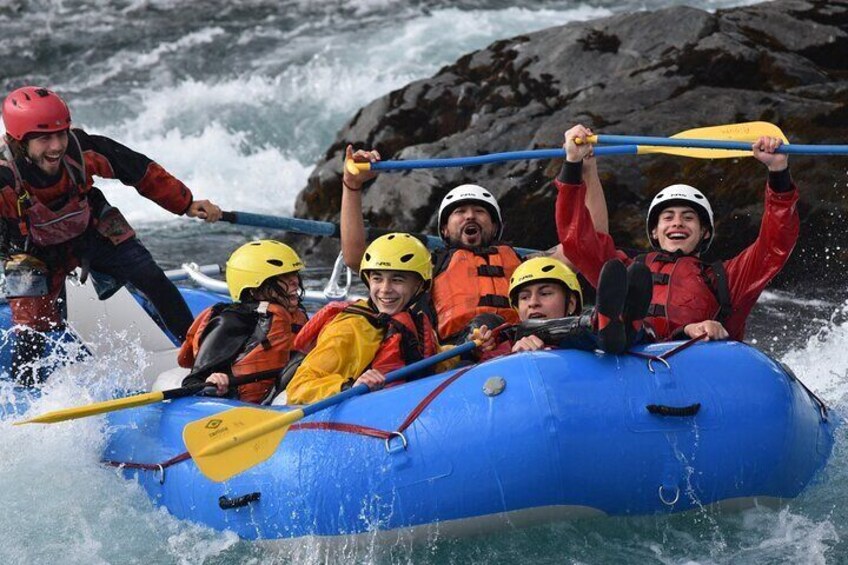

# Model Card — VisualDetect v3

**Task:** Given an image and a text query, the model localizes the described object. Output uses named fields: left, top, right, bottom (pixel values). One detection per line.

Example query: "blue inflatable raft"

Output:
left=102, top=340, right=834, bottom=542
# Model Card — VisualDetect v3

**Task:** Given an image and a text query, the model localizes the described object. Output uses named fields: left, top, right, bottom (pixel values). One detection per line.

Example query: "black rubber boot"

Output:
left=595, top=259, right=628, bottom=354
left=624, top=262, right=653, bottom=345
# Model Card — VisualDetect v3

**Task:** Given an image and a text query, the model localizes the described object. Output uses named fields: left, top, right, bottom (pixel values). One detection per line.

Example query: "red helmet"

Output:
left=2, top=86, right=71, bottom=141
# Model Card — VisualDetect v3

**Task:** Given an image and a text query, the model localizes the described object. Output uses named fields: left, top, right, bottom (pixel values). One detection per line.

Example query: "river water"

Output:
left=2, top=0, right=847, bottom=563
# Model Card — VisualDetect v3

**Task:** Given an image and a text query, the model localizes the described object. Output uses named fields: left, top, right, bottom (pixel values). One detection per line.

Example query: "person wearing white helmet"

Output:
left=339, top=144, right=609, bottom=343
left=555, top=123, right=799, bottom=343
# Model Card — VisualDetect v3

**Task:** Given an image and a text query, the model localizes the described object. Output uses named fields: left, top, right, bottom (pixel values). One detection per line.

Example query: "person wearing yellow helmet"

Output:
left=497, top=256, right=654, bottom=355
left=509, top=257, right=584, bottom=319
left=285, top=233, right=494, bottom=405
left=178, top=240, right=308, bottom=403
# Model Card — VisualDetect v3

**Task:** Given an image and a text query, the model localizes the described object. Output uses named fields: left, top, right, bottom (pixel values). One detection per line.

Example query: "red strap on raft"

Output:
left=101, top=366, right=475, bottom=474
left=290, top=365, right=474, bottom=438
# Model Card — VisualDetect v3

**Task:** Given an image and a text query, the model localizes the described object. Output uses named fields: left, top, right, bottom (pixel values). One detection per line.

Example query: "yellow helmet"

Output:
left=508, top=257, right=583, bottom=310
left=359, top=233, right=432, bottom=290
left=225, top=240, right=304, bottom=301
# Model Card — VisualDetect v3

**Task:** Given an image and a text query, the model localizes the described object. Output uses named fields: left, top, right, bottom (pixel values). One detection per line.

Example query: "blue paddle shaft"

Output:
left=595, top=134, right=848, bottom=154
left=368, top=146, right=635, bottom=171
left=363, top=137, right=846, bottom=173
left=222, top=211, right=339, bottom=237
left=300, top=340, right=478, bottom=417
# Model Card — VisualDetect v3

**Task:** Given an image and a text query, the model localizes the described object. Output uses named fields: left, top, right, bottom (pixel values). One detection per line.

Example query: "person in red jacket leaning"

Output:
left=555, top=123, right=798, bottom=343
left=1, top=86, right=222, bottom=385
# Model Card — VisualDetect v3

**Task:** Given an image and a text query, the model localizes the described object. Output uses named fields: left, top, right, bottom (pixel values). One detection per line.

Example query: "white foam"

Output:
left=0, top=329, right=240, bottom=563
left=781, top=298, right=848, bottom=408
left=62, top=4, right=613, bottom=226
left=758, top=290, right=836, bottom=309
left=91, top=119, right=311, bottom=224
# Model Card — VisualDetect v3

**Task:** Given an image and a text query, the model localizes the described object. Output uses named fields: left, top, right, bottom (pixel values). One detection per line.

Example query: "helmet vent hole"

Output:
left=541, top=265, right=555, bottom=273
left=35, top=89, right=49, bottom=98
left=364, top=253, right=371, bottom=262
left=694, top=194, right=704, bottom=199
left=267, top=259, right=284, bottom=267
left=400, top=253, right=414, bottom=263
left=249, top=242, right=261, bottom=246
left=483, top=192, right=492, bottom=198
left=387, top=234, right=395, bottom=240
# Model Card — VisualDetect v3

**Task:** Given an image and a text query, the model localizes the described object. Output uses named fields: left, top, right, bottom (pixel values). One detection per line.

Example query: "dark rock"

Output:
left=295, top=0, right=848, bottom=288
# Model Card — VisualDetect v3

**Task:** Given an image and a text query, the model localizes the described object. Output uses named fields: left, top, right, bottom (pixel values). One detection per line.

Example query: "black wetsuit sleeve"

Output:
left=557, top=161, right=583, bottom=185
left=768, top=168, right=792, bottom=193
left=73, top=128, right=155, bottom=185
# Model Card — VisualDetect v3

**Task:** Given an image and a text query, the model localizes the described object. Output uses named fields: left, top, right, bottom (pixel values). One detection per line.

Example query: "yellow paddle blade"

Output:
left=657, top=121, right=789, bottom=159
left=582, top=121, right=790, bottom=159
left=15, top=391, right=166, bottom=425
left=673, top=121, right=787, bottom=142
left=183, top=406, right=305, bottom=482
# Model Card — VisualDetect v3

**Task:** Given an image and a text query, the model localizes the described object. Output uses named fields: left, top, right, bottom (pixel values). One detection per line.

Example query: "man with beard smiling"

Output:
left=555, top=124, right=799, bottom=343
left=340, top=145, right=609, bottom=344
left=0, top=86, right=222, bottom=385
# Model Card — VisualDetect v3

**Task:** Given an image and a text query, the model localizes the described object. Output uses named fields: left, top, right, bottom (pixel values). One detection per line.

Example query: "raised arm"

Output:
left=340, top=145, right=380, bottom=270
left=720, top=136, right=798, bottom=340
left=582, top=154, right=608, bottom=235
left=547, top=149, right=608, bottom=268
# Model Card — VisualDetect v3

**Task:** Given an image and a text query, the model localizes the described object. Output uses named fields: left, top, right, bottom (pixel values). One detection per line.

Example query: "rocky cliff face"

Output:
left=295, top=0, right=848, bottom=287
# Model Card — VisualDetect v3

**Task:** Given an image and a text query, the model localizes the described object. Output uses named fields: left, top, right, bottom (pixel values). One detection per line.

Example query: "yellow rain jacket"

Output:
left=286, top=303, right=458, bottom=405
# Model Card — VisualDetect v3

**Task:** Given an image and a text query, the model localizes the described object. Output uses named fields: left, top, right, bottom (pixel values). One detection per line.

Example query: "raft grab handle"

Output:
left=646, top=403, right=701, bottom=417
left=219, top=492, right=261, bottom=510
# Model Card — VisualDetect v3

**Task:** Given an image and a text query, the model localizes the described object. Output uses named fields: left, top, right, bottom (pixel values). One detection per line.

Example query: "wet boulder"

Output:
left=295, top=0, right=848, bottom=286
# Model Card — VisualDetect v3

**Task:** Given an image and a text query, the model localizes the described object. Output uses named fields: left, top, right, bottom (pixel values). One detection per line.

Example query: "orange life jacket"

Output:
left=431, top=244, right=522, bottom=340
left=294, top=299, right=438, bottom=379
left=637, top=252, right=731, bottom=340
left=179, top=301, right=307, bottom=403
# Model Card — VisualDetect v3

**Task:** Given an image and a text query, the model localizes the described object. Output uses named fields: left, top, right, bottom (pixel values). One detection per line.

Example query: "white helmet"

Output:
left=437, top=184, right=504, bottom=241
left=646, top=184, right=715, bottom=252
